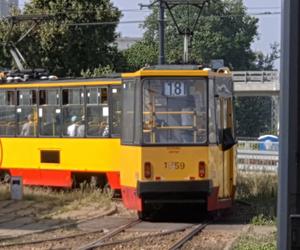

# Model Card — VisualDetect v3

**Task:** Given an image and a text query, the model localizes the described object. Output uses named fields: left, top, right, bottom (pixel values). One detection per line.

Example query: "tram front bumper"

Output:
left=137, top=180, right=213, bottom=203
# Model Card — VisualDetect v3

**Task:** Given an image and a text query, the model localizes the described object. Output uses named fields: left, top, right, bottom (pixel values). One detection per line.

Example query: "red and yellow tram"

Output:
left=0, top=65, right=236, bottom=218
left=120, top=65, right=236, bottom=218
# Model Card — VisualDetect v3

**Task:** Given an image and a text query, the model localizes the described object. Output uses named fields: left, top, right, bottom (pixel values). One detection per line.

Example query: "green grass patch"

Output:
left=233, top=227, right=276, bottom=250
left=251, top=214, right=276, bottom=226
left=236, top=172, right=277, bottom=225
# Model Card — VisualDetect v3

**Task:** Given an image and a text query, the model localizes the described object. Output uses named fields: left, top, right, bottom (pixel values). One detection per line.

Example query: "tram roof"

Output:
left=0, top=77, right=121, bottom=89
left=122, top=65, right=231, bottom=78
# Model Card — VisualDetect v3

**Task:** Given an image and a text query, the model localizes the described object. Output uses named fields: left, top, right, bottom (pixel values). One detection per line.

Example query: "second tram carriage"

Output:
left=0, top=78, right=123, bottom=189
left=0, top=65, right=236, bottom=218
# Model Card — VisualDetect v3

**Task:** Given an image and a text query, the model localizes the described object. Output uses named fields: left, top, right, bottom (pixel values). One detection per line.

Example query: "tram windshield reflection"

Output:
left=143, top=78, right=207, bottom=144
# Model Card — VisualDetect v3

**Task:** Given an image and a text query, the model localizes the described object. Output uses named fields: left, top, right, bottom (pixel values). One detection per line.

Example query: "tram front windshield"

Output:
left=143, top=78, right=207, bottom=144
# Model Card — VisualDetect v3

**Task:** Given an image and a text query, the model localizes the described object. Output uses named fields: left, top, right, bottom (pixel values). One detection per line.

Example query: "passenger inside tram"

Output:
left=67, top=115, right=78, bottom=137
left=77, top=116, right=85, bottom=137
left=20, top=114, right=34, bottom=136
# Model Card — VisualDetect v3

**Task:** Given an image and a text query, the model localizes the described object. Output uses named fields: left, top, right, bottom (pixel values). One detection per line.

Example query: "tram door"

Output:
left=216, top=97, right=233, bottom=198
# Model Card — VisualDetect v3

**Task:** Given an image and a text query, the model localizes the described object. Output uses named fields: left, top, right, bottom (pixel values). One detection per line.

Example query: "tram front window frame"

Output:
left=142, top=77, right=208, bottom=145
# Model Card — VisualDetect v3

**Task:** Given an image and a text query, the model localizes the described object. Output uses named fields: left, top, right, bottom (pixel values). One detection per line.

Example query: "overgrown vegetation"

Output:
left=232, top=172, right=277, bottom=249
left=0, top=183, right=112, bottom=217
left=236, top=172, right=277, bottom=225
left=233, top=228, right=276, bottom=250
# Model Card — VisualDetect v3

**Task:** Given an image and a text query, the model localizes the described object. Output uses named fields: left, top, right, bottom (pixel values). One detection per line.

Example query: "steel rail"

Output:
left=0, top=205, right=117, bottom=242
left=76, top=219, right=141, bottom=250
left=1, top=220, right=194, bottom=249
left=89, top=227, right=190, bottom=249
left=168, top=223, right=208, bottom=250
left=0, top=229, right=104, bottom=248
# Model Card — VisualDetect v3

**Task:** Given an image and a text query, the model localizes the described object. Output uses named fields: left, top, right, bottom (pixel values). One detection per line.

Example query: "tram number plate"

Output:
left=164, top=81, right=186, bottom=96
left=164, top=162, right=185, bottom=170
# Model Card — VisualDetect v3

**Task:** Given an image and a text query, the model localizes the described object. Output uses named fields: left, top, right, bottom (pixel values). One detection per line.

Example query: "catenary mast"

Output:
left=278, top=0, right=300, bottom=249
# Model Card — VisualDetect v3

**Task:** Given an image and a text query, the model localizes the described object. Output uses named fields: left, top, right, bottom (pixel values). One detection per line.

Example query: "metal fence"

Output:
left=232, top=71, right=279, bottom=84
left=237, top=140, right=279, bottom=173
left=232, top=71, right=280, bottom=96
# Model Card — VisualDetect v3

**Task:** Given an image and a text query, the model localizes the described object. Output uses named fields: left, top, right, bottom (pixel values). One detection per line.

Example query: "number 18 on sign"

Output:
left=164, top=81, right=186, bottom=96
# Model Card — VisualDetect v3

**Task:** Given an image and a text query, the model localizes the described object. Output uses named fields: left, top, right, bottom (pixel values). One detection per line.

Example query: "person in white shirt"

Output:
left=21, top=114, right=34, bottom=136
left=77, top=116, right=85, bottom=137
left=67, top=116, right=78, bottom=137
left=100, top=121, right=109, bottom=137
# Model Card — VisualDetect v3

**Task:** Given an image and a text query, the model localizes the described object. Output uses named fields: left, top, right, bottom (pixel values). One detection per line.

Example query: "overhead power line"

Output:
left=16, top=5, right=280, bottom=15
left=69, top=20, right=145, bottom=26
left=69, top=11, right=281, bottom=27
left=17, top=3, right=281, bottom=11
left=246, top=6, right=280, bottom=10
left=0, top=11, right=281, bottom=24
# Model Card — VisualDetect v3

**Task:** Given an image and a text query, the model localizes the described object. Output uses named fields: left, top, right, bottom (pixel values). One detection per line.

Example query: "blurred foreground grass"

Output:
left=236, top=172, right=277, bottom=225
left=233, top=172, right=277, bottom=250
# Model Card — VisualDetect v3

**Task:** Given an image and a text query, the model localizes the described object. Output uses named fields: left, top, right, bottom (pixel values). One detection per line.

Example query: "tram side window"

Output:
left=0, top=91, right=16, bottom=136
left=209, top=79, right=217, bottom=143
left=122, top=79, right=136, bottom=144
left=111, top=87, right=121, bottom=136
left=39, top=89, right=61, bottom=137
left=62, top=88, right=85, bottom=137
left=17, top=90, right=37, bottom=137
left=86, top=87, right=109, bottom=137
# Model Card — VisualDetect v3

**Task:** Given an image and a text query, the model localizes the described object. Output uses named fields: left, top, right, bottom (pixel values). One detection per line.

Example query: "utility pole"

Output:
left=141, top=0, right=209, bottom=65
left=278, top=1, right=300, bottom=249
left=158, top=0, right=165, bottom=65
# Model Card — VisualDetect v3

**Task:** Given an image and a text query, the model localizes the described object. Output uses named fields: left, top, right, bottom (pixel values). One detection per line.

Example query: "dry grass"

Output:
left=236, top=172, right=277, bottom=200
left=0, top=184, right=10, bottom=200
left=236, top=172, right=277, bottom=224
left=0, top=182, right=112, bottom=218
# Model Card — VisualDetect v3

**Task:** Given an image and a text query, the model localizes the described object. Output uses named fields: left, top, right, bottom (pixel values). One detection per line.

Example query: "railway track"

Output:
left=0, top=206, right=117, bottom=245
left=76, top=219, right=209, bottom=250
left=77, top=219, right=142, bottom=250
left=168, top=223, right=208, bottom=250
left=0, top=229, right=105, bottom=248
left=0, top=216, right=210, bottom=249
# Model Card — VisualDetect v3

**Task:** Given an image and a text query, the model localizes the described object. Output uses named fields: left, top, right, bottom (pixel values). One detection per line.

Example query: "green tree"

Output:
left=124, top=0, right=258, bottom=70
left=123, top=40, right=157, bottom=71
left=235, top=96, right=273, bottom=138
left=0, top=0, right=123, bottom=77
left=235, top=43, right=280, bottom=138
left=251, top=42, right=280, bottom=70
left=0, top=7, right=26, bottom=69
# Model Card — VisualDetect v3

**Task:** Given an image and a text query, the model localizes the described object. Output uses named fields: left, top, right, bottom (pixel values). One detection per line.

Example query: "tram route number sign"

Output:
left=164, top=81, right=186, bottom=97
left=164, top=162, right=185, bottom=170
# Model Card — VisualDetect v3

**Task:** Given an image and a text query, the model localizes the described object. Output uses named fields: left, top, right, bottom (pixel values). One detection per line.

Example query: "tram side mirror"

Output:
left=218, top=128, right=236, bottom=151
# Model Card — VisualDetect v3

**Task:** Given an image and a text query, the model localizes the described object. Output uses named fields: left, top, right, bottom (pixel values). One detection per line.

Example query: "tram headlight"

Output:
left=199, top=161, right=206, bottom=178
left=144, top=162, right=152, bottom=179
